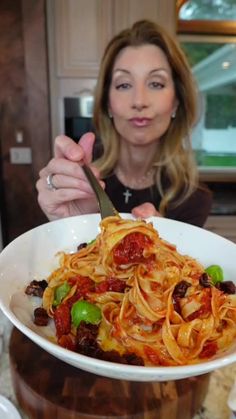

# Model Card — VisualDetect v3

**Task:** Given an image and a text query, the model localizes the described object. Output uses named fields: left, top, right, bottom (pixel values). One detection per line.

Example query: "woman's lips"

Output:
left=129, top=118, right=152, bottom=127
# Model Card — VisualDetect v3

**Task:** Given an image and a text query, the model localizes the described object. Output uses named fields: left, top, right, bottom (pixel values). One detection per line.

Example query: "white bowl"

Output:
left=0, top=214, right=236, bottom=382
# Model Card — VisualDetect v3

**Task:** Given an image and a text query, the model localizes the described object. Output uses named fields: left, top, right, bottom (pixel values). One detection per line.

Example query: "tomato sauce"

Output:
left=54, top=304, right=71, bottom=338
left=95, top=277, right=126, bottom=293
left=199, top=341, right=218, bottom=359
left=58, top=333, right=76, bottom=351
left=113, top=232, right=152, bottom=265
left=68, top=275, right=95, bottom=296
left=187, top=288, right=212, bottom=321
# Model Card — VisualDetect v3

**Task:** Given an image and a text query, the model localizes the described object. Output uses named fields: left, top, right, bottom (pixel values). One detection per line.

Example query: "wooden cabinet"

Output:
left=54, top=0, right=113, bottom=78
left=113, top=0, right=176, bottom=36
left=204, top=216, right=236, bottom=243
left=51, top=0, right=176, bottom=78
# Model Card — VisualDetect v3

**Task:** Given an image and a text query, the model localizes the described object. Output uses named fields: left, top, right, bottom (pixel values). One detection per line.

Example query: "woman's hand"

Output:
left=132, top=202, right=162, bottom=219
left=36, top=133, right=103, bottom=220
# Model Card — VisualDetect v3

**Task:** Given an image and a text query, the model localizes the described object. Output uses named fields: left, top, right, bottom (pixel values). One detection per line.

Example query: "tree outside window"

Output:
left=177, top=0, right=236, bottom=167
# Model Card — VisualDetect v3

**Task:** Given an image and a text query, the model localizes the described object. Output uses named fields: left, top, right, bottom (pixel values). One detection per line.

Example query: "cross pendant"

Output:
left=123, top=189, right=132, bottom=204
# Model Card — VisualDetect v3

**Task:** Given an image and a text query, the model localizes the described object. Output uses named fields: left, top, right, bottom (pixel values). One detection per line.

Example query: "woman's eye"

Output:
left=115, top=83, right=131, bottom=90
left=149, top=81, right=164, bottom=89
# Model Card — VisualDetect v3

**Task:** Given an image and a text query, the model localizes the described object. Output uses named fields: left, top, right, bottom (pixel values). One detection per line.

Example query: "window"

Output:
left=177, top=0, right=236, bottom=35
left=177, top=0, right=236, bottom=168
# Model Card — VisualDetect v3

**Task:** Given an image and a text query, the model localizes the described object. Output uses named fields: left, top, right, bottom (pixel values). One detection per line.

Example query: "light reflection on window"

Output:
left=179, top=0, right=236, bottom=21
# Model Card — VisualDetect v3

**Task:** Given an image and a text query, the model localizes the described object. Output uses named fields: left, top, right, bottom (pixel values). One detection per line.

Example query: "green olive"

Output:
left=53, top=282, right=71, bottom=306
left=205, top=265, right=224, bottom=285
left=71, top=300, right=102, bottom=328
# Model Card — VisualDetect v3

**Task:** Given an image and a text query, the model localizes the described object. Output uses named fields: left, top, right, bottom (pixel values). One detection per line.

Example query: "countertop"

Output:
left=0, top=320, right=236, bottom=419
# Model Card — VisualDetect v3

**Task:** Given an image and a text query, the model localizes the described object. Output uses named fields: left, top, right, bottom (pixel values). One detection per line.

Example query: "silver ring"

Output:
left=46, top=174, right=57, bottom=190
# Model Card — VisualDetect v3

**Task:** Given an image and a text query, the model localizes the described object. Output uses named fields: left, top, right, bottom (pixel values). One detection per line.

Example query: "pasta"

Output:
left=33, top=216, right=236, bottom=366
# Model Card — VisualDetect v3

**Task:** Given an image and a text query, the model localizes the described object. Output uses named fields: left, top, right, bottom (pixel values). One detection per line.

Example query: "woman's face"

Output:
left=108, top=44, right=178, bottom=147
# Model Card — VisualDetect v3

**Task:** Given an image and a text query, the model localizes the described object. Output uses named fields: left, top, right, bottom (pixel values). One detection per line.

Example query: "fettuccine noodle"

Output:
left=42, top=216, right=236, bottom=366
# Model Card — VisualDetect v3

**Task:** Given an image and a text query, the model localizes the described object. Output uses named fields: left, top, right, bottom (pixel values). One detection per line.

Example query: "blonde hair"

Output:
left=93, top=20, right=199, bottom=215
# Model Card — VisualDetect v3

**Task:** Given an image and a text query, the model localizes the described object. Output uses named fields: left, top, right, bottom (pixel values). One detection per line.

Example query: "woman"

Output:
left=37, top=20, right=212, bottom=226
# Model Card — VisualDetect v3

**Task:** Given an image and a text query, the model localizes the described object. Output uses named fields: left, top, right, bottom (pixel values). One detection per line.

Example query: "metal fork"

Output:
left=82, top=164, right=119, bottom=219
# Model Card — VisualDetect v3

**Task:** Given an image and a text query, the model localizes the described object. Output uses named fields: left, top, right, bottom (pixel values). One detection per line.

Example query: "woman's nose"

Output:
left=131, top=86, right=149, bottom=110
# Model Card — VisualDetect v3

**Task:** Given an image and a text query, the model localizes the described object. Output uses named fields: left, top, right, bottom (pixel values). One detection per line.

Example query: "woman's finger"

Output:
left=79, top=132, right=96, bottom=164
left=132, top=202, right=162, bottom=218
left=39, top=156, right=101, bottom=193
left=54, top=133, right=95, bottom=162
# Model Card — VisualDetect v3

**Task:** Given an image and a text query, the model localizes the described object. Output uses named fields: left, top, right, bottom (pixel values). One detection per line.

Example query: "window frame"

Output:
left=178, top=33, right=236, bottom=45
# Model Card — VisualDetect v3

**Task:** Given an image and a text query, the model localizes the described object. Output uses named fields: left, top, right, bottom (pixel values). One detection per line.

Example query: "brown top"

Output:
left=105, top=174, right=212, bottom=227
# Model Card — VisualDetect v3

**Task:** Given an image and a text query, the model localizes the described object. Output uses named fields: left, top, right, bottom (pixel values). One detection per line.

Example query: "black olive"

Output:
left=173, top=280, right=191, bottom=298
left=199, top=272, right=211, bottom=288
left=33, top=307, right=49, bottom=326
left=77, top=242, right=87, bottom=251
left=216, top=281, right=236, bottom=294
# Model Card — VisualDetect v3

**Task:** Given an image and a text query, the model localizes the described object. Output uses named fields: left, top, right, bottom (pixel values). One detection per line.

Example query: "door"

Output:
left=0, top=0, right=51, bottom=245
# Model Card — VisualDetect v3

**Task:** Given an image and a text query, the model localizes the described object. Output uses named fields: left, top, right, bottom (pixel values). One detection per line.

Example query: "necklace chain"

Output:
left=115, top=166, right=155, bottom=190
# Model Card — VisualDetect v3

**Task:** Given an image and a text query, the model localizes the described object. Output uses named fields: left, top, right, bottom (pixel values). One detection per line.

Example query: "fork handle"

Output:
left=82, top=164, right=119, bottom=219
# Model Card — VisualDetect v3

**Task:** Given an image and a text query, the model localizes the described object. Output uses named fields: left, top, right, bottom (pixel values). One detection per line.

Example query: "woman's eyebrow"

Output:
left=113, top=69, right=130, bottom=75
left=150, top=68, right=170, bottom=75
left=113, top=68, right=170, bottom=75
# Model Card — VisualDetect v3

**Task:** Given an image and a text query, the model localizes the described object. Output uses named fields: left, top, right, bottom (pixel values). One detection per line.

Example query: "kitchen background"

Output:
left=0, top=0, right=236, bottom=250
